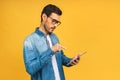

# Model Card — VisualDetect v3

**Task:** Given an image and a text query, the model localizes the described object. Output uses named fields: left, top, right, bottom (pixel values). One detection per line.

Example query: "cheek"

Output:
left=45, top=19, right=50, bottom=25
left=45, top=22, right=51, bottom=30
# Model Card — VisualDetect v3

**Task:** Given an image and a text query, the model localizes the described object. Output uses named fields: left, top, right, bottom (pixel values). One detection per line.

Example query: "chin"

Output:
left=48, top=31, right=53, bottom=34
left=50, top=30, right=54, bottom=33
left=48, top=32, right=52, bottom=34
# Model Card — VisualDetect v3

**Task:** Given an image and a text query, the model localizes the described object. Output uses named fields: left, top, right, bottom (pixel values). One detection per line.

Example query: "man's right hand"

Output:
left=51, top=43, right=66, bottom=53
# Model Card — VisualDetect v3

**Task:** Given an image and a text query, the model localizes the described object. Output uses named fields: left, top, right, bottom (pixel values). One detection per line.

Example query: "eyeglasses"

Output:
left=48, top=16, right=61, bottom=26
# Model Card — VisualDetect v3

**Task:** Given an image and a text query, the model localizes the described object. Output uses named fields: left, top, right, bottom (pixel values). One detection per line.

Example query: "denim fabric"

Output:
left=23, top=27, right=72, bottom=80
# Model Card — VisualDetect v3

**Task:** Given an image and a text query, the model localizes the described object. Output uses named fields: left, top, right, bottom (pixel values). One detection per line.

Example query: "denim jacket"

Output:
left=23, top=28, right=72, bottom=80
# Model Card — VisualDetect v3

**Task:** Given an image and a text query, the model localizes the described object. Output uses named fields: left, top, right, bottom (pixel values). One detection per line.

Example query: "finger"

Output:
left=71, top=61, right=77, bottom=65
left=74, top=58, right=80, bottom=63
left=60, top=44, right=67, bottom=50
left=75, top=59, right=79, bottom=63
left=71, top=60, right=78, bottom=65
left=71, top=62, right=75, bottom=65
left=58, top=48, right=62, bottom=52
left=61, top=46, right=67, bottom=50
left=73, top=55, right=80, bottom=60
left=70, top=59, right=79, bottom=65
left=70, top=61, right=76, bottom=65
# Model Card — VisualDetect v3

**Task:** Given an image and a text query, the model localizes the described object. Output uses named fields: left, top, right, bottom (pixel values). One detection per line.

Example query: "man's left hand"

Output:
left=70, top=54, right=80, bottom=65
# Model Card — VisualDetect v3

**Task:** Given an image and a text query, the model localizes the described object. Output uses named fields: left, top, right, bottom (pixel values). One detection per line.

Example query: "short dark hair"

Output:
left=41, top=4, right=62, bottom=22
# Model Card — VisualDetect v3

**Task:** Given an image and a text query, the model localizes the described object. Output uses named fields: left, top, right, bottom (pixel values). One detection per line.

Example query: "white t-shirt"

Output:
left=46, top=35, right=61, bottom=80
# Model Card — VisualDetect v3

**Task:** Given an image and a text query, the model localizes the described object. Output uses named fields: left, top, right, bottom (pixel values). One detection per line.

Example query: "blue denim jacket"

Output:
left=23, top=28, right=72, bottom=80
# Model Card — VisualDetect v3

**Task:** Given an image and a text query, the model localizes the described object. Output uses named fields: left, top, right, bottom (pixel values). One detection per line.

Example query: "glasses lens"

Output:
left=49, top=17, right=61, bottom=26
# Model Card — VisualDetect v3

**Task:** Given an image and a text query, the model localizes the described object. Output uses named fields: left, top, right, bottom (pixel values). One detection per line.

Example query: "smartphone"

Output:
left=74, top=51, right=87, bottom=62
left=79, top=51, right=87, bottom=56
left=67, top=51, right=87, bottom=65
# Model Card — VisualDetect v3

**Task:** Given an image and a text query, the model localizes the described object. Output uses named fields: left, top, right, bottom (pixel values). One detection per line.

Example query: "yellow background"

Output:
left=0, top=0, right=120, bottom=80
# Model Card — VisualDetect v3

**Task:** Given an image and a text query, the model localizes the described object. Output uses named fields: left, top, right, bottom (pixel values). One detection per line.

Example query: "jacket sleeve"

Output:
left=61, top=51, right=73, bottom=67
left=23, top=39, right=54, bottom=75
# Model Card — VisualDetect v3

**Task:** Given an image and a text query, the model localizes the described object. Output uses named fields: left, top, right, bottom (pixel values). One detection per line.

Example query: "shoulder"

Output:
left=24, top=32, right=39, bottom=44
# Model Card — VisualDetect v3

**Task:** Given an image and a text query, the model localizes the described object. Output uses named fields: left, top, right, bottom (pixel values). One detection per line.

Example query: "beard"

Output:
left=44, top=24, right=52, bottom=34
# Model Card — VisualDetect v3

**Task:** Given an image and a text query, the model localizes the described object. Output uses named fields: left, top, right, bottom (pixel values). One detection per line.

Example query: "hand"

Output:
left=51, top=43, right=66, bottom=53
left=70, top=54, right=80, bottom=65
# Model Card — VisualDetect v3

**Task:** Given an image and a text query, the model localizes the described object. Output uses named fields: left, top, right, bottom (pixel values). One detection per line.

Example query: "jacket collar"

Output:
left=35, top=27, right=58, bottom=45
left=35, top=27, right=46, bottom=37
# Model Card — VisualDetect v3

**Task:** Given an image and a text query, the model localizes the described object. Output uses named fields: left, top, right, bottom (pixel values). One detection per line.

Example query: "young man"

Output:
left=23, top=4, right=80, bottom=80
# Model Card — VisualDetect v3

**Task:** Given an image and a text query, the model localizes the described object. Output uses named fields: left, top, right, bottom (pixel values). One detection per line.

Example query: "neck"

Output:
left=39, top=24, right=48, bottom=35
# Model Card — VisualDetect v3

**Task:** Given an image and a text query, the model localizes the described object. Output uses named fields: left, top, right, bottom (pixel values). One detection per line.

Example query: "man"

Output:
left=23, top=4, right=80, bottom=80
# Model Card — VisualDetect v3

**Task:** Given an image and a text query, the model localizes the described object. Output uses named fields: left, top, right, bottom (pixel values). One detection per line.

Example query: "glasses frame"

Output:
left=48, top=16, right=61, bottom=26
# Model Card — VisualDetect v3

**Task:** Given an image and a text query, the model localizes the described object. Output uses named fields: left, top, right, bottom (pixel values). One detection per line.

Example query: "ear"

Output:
left=42, top=13, right=47, bottom=22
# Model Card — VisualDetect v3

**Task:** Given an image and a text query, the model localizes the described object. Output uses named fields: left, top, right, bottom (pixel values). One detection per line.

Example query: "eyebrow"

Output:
left=49, top=17, right=60, bottom=22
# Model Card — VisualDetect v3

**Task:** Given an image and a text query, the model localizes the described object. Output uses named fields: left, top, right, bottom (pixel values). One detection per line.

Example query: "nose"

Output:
left=53, top=25, right=56, bottom=29
left=51, top=25, right=56, bottom=29
left=51, top=23, right=57, bottom=27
